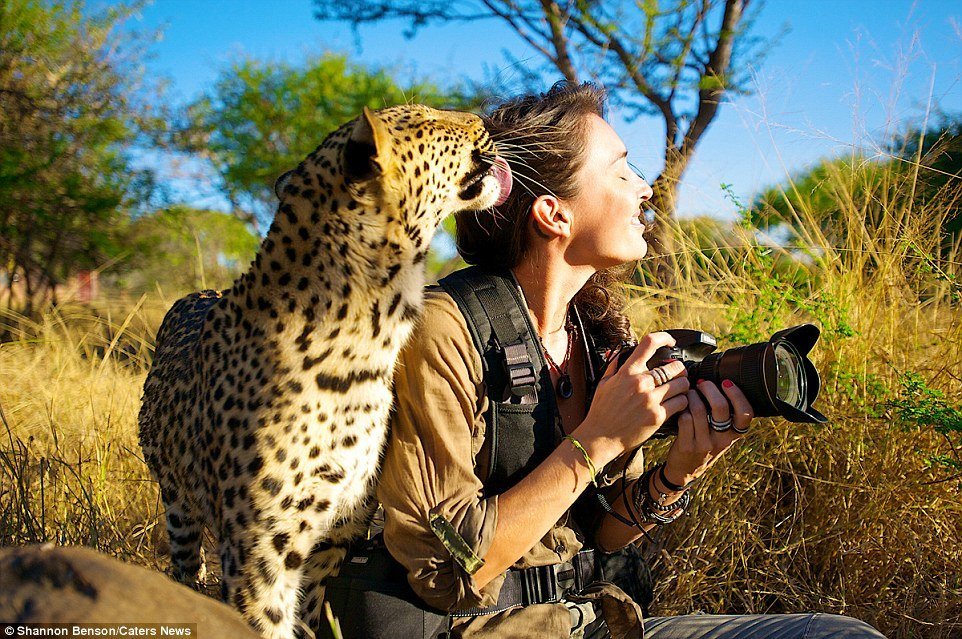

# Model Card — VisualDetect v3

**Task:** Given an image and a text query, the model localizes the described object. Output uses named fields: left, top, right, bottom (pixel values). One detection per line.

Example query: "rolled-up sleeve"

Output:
left=377, top=292, right=501, bottom=612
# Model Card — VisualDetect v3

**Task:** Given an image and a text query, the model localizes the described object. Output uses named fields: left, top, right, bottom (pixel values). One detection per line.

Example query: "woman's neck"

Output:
left=512, top=257, right=594, bottom=337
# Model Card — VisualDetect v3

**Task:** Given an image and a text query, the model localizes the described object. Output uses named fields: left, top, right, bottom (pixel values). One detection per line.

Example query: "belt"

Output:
left=452, top=549, right=596, bottom=617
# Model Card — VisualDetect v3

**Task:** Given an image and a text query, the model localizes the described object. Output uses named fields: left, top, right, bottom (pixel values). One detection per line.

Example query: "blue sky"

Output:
left=127, top=0, right=962, bottom=219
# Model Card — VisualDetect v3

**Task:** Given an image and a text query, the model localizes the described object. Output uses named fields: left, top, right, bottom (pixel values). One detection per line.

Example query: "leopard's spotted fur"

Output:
left=138, top=105, right=506, bottom=639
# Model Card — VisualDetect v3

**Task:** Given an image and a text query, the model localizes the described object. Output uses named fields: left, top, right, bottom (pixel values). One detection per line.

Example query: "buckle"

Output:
left=501, top=340, right=536, bottom=397
left=520, top=561, right=581, bottom=605
left=555, top=564, right=578, bottom=595
left=520, top=564, right=558, bottom=605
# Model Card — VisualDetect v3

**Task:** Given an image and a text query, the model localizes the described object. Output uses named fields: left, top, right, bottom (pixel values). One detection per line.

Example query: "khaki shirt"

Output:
left=377, top=290, right=645, bottom=638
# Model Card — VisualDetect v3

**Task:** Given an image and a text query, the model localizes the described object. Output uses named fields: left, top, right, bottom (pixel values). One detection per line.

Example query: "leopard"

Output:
left=138, top=104, right=512, bottom=639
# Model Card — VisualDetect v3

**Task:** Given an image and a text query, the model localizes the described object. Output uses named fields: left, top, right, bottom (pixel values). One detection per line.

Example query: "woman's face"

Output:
left=563, top=114, right=653, bottom=269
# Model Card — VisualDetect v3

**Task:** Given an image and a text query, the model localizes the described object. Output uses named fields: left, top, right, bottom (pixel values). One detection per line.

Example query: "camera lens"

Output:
left=773, top=342, right=806, bottom=409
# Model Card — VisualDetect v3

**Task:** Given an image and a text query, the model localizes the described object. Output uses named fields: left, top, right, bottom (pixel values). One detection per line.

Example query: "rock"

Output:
left=0, top=545, right=260, bottom=638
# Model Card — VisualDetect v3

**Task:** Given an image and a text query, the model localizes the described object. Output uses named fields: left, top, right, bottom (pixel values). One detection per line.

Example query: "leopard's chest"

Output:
left=255, top=396, right=392, bottom=519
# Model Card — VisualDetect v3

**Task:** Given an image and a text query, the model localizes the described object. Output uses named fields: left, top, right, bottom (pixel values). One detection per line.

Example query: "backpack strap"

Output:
left=439, top=266, right=557, bottom=492
left=438, top=266, right=542, bottom=401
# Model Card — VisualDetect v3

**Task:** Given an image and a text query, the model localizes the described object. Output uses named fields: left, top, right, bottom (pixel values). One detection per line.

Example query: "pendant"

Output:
left=557, top=374, right=573, bottom=399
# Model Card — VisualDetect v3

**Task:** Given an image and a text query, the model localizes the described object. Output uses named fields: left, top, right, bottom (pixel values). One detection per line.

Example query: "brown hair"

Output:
left=455, top=81, right=634, bottom=347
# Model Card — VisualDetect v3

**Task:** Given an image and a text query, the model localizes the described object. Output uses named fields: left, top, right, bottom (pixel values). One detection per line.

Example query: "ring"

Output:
left=650, top=367, right=669, bottom=386
left=731, top=422, right=750, bottom=434
left=708, top=415, right=733, bottom=432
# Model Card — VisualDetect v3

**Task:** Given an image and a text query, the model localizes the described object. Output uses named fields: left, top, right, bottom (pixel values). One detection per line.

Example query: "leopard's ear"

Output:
left=343, top=107, right=392, bottom=187
left=274, top=170, right=294, bottom=199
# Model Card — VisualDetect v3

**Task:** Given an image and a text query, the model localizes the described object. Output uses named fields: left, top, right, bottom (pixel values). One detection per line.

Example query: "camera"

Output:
left=611, top=324, right=827, bottom=438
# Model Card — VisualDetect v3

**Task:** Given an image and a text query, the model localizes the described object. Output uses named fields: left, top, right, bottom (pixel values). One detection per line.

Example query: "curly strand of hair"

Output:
left=574, top=265, right=635, bottom=348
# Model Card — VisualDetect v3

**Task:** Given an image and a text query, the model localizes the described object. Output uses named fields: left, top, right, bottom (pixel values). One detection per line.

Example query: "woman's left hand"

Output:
left=662, top=379, right=755, bottom=487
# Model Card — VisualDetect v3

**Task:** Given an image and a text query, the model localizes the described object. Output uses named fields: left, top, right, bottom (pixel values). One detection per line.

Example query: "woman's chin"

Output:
left=608, top=244, right=647, bottom=268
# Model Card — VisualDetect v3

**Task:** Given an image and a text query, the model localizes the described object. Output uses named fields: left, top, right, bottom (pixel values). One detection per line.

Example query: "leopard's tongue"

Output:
left=491, top=157, right=513, bottom=207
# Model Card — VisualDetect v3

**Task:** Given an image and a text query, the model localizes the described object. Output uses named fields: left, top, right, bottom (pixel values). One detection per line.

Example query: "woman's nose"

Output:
left=639, top=179, right=653, bottom=202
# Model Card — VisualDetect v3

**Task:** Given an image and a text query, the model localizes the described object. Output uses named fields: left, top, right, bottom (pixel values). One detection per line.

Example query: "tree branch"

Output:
left=313, top=1, right=496, bottom=29
left=568, top=12, right=678, bottom=147
left=479, top=0, right=557, bottom=65
left=538, top=0, right=579, bottom=83
left=680, top=0, right=745, bottom=160
left=667, top=0, right=710, bottom=104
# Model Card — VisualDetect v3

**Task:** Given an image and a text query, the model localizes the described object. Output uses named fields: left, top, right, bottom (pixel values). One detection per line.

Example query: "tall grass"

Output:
left=0, top=152, right=959, bottom=638
left=631, top=148, right=962, bottom=637
left=0, top=300, right=170, bottom=567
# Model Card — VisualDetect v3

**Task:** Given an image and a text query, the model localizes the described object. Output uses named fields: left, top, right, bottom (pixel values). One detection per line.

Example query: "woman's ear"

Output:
left=530, top=195, right=572, bottom=240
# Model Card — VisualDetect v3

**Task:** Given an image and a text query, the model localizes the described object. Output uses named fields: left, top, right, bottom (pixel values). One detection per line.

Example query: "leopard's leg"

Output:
left=223, top=519, right=313, bottom=639
left=298, top=540, right=349, bottom=633
left=219, top=543, right=236, bottom=604
left=299, top=497, right=376, bottom=633
left=158, top=479, right=206, bottom=588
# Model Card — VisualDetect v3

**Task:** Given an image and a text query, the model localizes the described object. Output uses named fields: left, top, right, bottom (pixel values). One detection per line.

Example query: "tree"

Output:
left=0, top=0, right=160, bottom=314
left=178, top=54, right=480, bottom=230
left=313, top=0, right=772, bottom=263
left=748, top=117, right=962, bottom=259
left=891, top=116, right=962, bottom=251
left=118, top=206, right=259, bottom=296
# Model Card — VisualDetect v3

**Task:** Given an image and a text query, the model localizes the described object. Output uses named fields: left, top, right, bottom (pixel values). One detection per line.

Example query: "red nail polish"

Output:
left=696, top=379, right=705, bottom=385
left=722, top=379, right=734, bottom=389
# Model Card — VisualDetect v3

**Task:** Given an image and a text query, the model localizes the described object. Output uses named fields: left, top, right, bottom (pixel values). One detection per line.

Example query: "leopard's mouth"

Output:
left=458, top=157, right=512, bottom=206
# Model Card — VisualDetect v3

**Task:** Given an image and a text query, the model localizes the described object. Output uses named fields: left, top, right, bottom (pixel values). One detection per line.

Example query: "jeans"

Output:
left=584, top=612, right=887, bottom=638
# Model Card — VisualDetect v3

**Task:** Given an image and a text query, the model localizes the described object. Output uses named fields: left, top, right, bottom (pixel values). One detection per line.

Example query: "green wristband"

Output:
left=564, top=435, right=598, bottom=487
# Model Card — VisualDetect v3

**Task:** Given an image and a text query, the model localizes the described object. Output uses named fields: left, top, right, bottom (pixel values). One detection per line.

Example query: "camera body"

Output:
left=613, top=324, right=827, bottom=438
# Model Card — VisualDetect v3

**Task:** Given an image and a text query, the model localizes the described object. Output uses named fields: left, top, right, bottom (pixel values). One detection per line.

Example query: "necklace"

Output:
left=541, top=312, right=576, bottom=400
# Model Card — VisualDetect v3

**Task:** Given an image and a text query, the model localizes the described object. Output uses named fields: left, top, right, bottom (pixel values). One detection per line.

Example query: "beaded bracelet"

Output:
left=642, top=495, right=689, bottom=524
left=633, top=471, right=691, bottom=513
left=642, top=489, right=691, bottom=524
left=632, top=467, right=692, bottom=525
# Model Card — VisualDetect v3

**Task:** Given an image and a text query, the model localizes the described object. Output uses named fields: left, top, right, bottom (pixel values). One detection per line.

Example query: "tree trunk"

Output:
left=642, top=0, right=745, bottom=297
left=23, top=266, right=35, bottom=317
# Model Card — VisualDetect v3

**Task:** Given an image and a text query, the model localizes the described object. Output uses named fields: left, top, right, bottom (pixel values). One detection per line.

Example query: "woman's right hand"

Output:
left=576, top=332, right=690, bottom=461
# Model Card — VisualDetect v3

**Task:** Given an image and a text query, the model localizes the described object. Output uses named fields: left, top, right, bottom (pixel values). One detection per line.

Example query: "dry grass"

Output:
left=630, top=151, right=962, bottom=637
left=0, top=299, right=169, bottom=567
left=0, top=154, right=959, bottom=638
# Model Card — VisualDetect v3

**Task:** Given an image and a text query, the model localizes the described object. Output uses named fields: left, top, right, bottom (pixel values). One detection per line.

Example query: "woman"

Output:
left=376, top=82, right=884, bottom=638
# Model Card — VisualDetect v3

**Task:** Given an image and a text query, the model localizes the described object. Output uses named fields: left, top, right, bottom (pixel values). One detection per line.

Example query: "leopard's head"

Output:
left=277, top=104, right=511, bottom=256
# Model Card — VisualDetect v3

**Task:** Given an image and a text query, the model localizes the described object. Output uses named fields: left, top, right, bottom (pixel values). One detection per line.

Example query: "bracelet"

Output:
left=642, top=497, right=689, bottom=524
left=657, top=463, right=694, bottom=492
left=632, top=467, right=692, bottom=525
left=634, top=470, right=673, bottom=512
left=634, top=470, right=685, bottom=512
left=564, top=435, right=598, bottom=487
left=643, top=489, right=691, bottom=524
left=629, top=467, right=658, bottom=524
